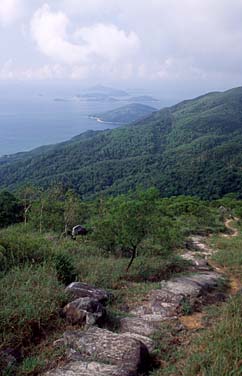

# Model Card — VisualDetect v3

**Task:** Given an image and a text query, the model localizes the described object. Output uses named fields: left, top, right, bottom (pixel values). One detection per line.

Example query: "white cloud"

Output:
left=1, top=0, right=242, bottom=89
left=0, top=0, right=22, bottom=26
left=73, top=23, right=139, bottom=63
left=0, top=59, right=65, bottom=80
left=30, top=4, right=140, bottom=67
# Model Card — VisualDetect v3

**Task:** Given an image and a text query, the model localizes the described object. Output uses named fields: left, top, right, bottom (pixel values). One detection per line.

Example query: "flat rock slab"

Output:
left=181, top=252, right=211, bottom=270
left=63, top=297, right=105, bottom=326
left=120, top=316, right=172, bottom=337
left=66, top=282, right=112, bottom=303
left=120, top=272, right=223, bottom=336
left=161, top=272, right=223, bottom=296
left=61, top=327, right=149, bottom=375
left=188, top=236, right=213, bottom=255
left=44, top=361, right=131, bottom=376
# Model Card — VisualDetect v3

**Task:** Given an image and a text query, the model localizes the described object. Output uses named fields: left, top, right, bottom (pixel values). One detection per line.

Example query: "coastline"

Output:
left=88, top=116, right=123, bottom=125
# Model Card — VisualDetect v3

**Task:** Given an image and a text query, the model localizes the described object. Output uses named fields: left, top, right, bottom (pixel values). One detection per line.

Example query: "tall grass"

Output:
left=0, top=264, right=67, bottom=351
left=183, top=296, right=242, bottom=376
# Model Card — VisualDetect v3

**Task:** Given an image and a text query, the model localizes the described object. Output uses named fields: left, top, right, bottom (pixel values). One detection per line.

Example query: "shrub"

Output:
left=54, top=252, right=77, bottom=285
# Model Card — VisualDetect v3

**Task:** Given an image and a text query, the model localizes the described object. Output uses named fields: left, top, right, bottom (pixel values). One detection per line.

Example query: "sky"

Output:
left=0, top=0, right=242, bottom=97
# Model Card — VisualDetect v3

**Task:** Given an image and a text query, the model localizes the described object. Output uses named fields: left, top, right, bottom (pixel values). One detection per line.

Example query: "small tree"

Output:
left=63, top=190, right=82, bottom=236
left=93, top=188, right=158, bottom=270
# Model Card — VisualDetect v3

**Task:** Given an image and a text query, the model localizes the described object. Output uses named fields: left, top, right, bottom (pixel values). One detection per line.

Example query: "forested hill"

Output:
left=1, top=86, right=242, bottom=199
left=92, top=103, right=157, bottom=124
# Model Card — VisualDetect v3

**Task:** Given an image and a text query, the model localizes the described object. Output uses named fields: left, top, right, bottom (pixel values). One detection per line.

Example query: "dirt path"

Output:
left=180, top=217, right=240, bottom=331
left=222, top=217, right=239, bottom=237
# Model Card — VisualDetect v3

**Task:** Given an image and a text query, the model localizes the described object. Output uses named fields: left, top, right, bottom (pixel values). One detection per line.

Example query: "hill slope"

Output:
left=91, top=103, right=157, bottom=124
left=0, top=87, right=242, bottom=199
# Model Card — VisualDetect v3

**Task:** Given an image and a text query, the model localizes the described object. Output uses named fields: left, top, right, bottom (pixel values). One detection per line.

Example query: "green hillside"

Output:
left=92, top=103, right=157, bottom=123
left=0, top=86, right=242, bottom=199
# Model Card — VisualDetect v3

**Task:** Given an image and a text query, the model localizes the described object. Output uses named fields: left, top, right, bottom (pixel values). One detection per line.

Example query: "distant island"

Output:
left=126, top=95, right=159, bottom=102
left=90, top=103, right=157, bottom=124
left=77, top=85, right=129, bottom=102
left=78, top=93, right=119, bottom=102
left=86, top=85, right=128, bottom=97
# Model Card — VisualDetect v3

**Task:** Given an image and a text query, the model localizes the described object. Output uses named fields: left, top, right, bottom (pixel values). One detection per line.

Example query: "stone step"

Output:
left=181, top=251, right=212, bottom=270
left=120, top=272, right=224, bottom=336
left=44, top=361, right=132, bottom=376
left=120, top=315, right=173, bottom=337
left=58, top=327, right=150, bottom=375
left=120, top=332, right=155, bottom=352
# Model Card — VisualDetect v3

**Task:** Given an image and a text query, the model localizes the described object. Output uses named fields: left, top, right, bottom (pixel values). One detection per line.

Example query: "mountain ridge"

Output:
left=0, top=86, right=242, bottom=199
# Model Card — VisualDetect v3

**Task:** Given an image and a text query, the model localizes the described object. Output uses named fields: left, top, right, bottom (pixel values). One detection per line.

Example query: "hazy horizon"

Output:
left=1, top=0, right=242, bottom=155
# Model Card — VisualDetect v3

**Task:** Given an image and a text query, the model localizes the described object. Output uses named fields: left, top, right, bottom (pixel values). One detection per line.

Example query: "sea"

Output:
left=0, top=82, right=165, bottom=156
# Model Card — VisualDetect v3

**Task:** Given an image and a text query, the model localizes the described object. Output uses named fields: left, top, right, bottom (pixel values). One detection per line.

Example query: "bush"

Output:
left=0, top=225, right=53, bottom=273
left=0, top=264, right=67, bottom=350
left=54, top=252, right=77, bottom=285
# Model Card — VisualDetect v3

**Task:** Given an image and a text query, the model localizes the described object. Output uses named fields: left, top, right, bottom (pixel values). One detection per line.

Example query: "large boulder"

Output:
left=62, top=297, right=105, bottom=326
left=44, top=361, right=132, bottom=376
left=66, top=282, right=112, bottom=303
left=61, top=327, right=150, bottom=375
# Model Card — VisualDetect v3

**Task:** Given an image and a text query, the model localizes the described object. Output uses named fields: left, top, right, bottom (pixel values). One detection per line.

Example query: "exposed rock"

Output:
left=66, top=282, right=112, bottom=303
left=120, top=315, right=172, bottom=337
left=187, top=236, right=213, bottom=256
left=120, top=272, right=224, bottom=337
left=44, top=361, right=132, bottom=376
left=120, top=332, right=155, bottom=352
left=181, top=251, right=211, bottom=271
left=61, top=327, right=149, bottom=375
left=63, top=297, right=105, bottom=326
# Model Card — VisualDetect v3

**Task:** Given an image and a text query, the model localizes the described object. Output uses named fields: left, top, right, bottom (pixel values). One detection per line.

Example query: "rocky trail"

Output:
left=44, top=220, right=239, bottom=376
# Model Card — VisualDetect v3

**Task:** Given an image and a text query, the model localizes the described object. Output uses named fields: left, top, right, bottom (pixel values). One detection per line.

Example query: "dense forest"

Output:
left=0, top=86, right=242, bottom=199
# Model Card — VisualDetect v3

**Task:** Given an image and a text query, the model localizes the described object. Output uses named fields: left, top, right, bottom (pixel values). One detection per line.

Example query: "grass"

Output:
left=73, top=254, right=189, bottom=290
left=0, top=264, right=67, bottom=352
left=211, top=234, right=242, bottom=277
left=150, top=296, right=242, bottom=376
left=0, top=224, right=53, bottom=274
left=183, top=295, right=242, bottom=376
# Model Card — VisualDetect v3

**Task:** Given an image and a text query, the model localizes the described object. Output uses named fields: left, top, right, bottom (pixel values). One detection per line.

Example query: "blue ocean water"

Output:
left=0, top=95, right=122, bottom=155
left=0, top=82, right=165, bottom=156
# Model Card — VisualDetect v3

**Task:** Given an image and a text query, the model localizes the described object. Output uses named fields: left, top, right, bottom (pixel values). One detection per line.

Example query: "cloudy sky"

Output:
left=0, top=0, right=242, bottom=95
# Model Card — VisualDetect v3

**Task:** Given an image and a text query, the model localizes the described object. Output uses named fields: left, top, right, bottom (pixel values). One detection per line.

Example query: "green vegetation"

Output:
left=0, top=87, right=242, bottom=199
left=0, top=264, right=67, bottom=350
left=92, top=103, right=156, bottom=123
left=150, top=207, right=242, bottom=376
left=183, top=295, right=242, bottom=376
left=0, top=191, right=23, bottom=228
left=0, top=187, right=241, bottom=375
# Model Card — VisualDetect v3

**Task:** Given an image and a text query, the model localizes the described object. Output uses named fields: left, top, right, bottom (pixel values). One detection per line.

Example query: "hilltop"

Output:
left=0, top=86, right=242, bottom=199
